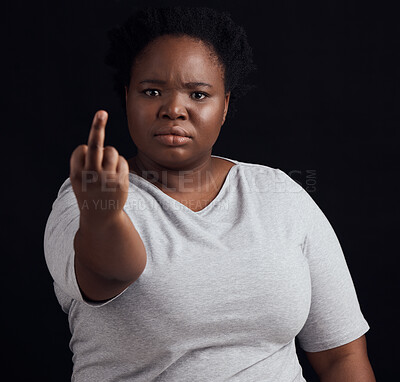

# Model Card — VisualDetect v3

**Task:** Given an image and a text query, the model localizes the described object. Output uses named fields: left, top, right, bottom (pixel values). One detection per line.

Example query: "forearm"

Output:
left=74, top=210, right=147, bottom=282
left=320, top=354, right=376, bottom=382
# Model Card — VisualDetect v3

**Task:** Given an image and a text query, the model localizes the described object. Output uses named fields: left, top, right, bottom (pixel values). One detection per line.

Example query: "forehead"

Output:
left=131, top=35, right=224, bottom=84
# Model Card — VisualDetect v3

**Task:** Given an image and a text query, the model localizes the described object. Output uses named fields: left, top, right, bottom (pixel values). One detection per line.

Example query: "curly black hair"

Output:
left=104, top=6, right=257, bottom=123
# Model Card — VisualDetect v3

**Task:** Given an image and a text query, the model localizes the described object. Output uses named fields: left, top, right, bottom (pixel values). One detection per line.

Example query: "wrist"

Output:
left=79, top=208, right=126, bottom=231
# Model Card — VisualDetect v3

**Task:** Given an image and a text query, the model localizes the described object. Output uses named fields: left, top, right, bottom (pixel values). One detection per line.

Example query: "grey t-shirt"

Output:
left=44, top=155, right=370, bottom=382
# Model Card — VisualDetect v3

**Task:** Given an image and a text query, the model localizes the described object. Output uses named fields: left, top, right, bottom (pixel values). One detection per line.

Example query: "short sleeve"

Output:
left=277, top=170, right=370, bottom=352
left=43, top=178, right=126, bottom=308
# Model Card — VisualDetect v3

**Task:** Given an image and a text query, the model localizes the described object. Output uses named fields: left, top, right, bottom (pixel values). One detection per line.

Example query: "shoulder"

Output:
left=231, top=159, right=323, bottom=225
left=59, top=177, right=74, bottom=195
left=231, top=159, right=303, bottom=196
left=48, top=177, right=78, bottom=209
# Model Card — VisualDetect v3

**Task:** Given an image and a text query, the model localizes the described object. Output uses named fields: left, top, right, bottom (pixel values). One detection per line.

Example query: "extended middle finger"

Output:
left=85, top=110, right=108, bottom=170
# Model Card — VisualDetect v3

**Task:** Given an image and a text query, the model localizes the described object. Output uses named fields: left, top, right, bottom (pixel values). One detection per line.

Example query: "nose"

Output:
left=159, top=93, right=188, bottom=120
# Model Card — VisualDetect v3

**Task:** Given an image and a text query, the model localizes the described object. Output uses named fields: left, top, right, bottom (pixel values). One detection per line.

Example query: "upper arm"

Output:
left=289, top=178, right=370, bottom=352
left=305, top=335, right=369, bottom=377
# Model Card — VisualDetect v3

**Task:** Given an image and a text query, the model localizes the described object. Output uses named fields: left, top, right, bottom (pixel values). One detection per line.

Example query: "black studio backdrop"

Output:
left=5, top=0, right=399, bottom=380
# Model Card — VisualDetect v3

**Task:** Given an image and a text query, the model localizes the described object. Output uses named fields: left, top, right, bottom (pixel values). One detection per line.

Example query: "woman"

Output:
left=44, top=6, right=375, bottom=381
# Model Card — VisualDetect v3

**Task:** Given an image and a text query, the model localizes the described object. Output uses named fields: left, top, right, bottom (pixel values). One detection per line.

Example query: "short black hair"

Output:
left=104, top=6, right=257, bottom=122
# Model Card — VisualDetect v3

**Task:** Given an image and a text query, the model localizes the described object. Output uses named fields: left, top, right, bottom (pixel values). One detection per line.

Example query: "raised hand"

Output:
left=69, top=110, right=130, bottom=218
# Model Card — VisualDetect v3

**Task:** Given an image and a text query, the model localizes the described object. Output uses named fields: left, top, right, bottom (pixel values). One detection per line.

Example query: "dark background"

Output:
left=6, top=0, right=398, bottom=380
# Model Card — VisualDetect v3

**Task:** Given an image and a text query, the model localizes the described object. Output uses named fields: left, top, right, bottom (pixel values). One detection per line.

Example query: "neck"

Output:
left=131, top=154, right=220, bottom=195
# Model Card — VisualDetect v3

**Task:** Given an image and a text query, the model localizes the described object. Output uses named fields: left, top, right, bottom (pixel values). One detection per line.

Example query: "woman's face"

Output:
left=125, top=34, right=230, bottom=170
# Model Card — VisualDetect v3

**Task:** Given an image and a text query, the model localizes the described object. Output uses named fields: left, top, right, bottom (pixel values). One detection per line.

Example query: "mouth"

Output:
left=154, top=126, right=191, bottom=138
left=155, top=133, right=189, bottom=137
left=154, top=134, right=192, bottom=146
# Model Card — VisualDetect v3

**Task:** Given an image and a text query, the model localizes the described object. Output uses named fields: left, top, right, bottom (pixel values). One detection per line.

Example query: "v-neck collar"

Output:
left=128, top=155, right=239, bottom=214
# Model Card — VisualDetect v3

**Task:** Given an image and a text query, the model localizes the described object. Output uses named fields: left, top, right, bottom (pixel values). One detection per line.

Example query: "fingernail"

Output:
left=97, top=112, right=105, bottom=120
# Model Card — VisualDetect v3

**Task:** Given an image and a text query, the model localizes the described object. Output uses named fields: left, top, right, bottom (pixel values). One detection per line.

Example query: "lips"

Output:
left=154, top=126, right=191, bottom=138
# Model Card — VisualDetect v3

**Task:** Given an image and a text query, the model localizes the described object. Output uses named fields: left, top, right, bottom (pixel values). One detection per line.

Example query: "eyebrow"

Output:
left=139, top=79, right=213, bottom=88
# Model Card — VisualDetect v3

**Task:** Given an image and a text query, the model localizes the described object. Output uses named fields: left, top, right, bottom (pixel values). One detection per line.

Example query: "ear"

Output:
left=125, top=86, right=128, bottom=103
left=221, top=91, right=231, bottom=126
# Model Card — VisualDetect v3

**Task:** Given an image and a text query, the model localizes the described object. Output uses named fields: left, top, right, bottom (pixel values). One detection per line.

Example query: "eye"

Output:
left=143, top=89, right=161, bottom=97
left=142, top=89, right=208, bottom=100
left=192, top=92, right=208, bottom=100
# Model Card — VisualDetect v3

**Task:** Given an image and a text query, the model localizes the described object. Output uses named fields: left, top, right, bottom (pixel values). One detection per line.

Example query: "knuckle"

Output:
left=103, top=146, right=119, bottom=161
left=118, top=155, right=128, bottom=166
left=117, top=156, right=129, bottom=174
left=104, top=145, right=118, bottom=155
left=70, top=146, right=86, bottom=164
left=88, top=142, right=103, bottom=150
left=72, top=144, right=87, bottom=154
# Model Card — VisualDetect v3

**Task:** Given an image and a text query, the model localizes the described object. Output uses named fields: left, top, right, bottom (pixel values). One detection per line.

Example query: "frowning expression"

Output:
left=125, top=34, right=230, bottom=170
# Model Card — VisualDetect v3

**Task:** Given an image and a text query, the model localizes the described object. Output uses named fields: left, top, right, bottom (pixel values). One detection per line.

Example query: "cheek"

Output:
left=127, top=99, right=154, bottom=130
left=196, top=101, right=225, bottom=126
